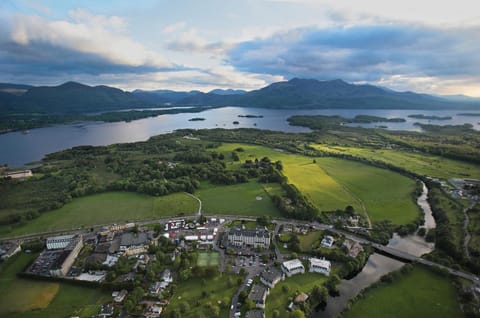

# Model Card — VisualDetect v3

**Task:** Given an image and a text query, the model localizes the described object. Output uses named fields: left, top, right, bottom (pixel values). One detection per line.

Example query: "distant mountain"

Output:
left=175, top=78, right=480, bottom=110
left=208, top=89, right=247, bottom=95
left=1, top=79, right=479, bottom=115
left=3, top=82, right=153, bottom=114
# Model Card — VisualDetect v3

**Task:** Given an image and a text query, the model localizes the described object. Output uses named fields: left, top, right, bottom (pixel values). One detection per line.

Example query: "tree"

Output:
left=272, top=309, right=280, bottom=318
left=310, top=285, right=328, bottom=309
left=179, top=301, right=190, bottom=313
left=290, top=309, right=306, bottom=318
left=325, top=274, right=341, bottom=296
left=244, top=298, right=255, bottom=310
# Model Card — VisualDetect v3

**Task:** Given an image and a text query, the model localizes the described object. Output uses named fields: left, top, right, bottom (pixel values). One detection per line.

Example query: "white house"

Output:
left=281, top=259, right=305, bottom=277
left=309, top=258, right=331, bottom=276
left=320, top=235, right=335, bottom=248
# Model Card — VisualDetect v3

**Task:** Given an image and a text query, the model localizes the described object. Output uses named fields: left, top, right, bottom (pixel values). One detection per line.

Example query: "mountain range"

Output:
left=0, top=78, right=479, bottom=114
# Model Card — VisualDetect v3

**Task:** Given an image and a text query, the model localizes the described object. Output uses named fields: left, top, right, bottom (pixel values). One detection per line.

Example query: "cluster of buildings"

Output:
left=2, top=169, right=33, bottom=180
left=227, top=226, right=271, bottom=249
left=0, top=240, right=21, bottom=261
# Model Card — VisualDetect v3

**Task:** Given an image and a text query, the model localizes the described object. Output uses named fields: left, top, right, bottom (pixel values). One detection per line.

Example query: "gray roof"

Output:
left=228, top=227, right=269, bottom=239
left=248, top=284, right=268, bottom=303
left=261, top=268, right=282, bottom=283
left=246, top=310, right=265, bottom=318
left=120, top=232, right=149, bottom=247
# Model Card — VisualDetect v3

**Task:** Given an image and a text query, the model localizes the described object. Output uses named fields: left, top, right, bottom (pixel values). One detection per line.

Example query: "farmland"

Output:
left=0, top=192, right=197, bottom=237
left=343, top=266, right=465, bottom=318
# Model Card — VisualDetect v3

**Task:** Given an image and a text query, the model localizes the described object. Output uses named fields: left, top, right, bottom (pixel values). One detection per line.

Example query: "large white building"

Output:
left=309, top=258, right=331, bottom=276
left=46, top=234, right=76, bottom=250
left=281, top=259, right=305, bottom=277
left=227, top=227, right=271, bottom=248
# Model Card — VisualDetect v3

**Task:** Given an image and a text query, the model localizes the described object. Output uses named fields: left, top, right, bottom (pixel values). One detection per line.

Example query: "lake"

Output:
left=1, top=106, right=479, bottom=167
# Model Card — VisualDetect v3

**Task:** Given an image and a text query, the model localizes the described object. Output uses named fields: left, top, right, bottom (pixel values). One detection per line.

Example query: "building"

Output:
left=149, top=282, right=162, bottom=295
left=0, top=240, right=21, bottom=260
left=321, top=235, right=335, bottom=248
left=260, top=268, right=283, bottom=288
left=281, top=259, right=305, bottom=277
left=46, top=234, right=76, bottom=250
left=49, top=235, right=83, bottom=277
left=227, top=227, right=270, bottom=248
left=309, top=258, right=331, bottom=276
left=120, top=232, right=150, bottom=254
left=343, top=240, right=364, bottom=258
left=113, top=289, right=128, bottom=303
left=248, top=284, right=269, bottom=309
left=294, top=292, right=309, bottom=303
left=246, top=310, right=265, bottom=318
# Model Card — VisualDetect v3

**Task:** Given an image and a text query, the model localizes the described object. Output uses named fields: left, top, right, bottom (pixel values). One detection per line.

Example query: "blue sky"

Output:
left=1, top=0, right=479, bottom=96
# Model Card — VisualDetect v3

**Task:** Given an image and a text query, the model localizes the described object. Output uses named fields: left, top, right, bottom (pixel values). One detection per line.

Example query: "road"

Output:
left=184, top=192, right=202, bottom=216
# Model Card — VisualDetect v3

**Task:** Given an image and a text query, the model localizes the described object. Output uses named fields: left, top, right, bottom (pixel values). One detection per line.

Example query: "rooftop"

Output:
left=248, top=284, right=268, bottom=303
left=282, top=259, right=303, bottom=270
left=120, top=232, right=149, bottom=247
left=228, top=227, right=269, bottom=239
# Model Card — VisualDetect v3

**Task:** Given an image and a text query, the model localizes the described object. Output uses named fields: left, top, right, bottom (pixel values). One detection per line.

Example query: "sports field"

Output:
left=197, top=181, right=283, bottom=217
left=215, top=143, right=419, bottom=225
left=0, top=192, right=197, bottom=237
left=343, top=267, right=465, bottom=318
left=197, top=252, right=220, bottom=267
left=312, top=144, right=480, bottom=179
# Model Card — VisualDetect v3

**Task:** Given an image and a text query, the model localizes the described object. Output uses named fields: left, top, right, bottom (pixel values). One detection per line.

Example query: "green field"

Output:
left=197, top=181, right=282, bottom=217
left=265, top=272, right=328, bottom=318
left=343, top=267, right=465, bottom=318
left=163, top=274, right=240, bottom=318
left=298, top=231, right=324, bottom=252
left=0, top=253, right=109, bottom=318
left=197, top=252, right=220, bottom=267
left=312, top=144, right=480, bottom=179
left=215, top=143, right=419, bottom=225
left=0, top=191, right=197, bottom=237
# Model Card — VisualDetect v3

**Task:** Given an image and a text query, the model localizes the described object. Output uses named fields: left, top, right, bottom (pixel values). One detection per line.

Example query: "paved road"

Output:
left=184, top=192, right=202, bottom=216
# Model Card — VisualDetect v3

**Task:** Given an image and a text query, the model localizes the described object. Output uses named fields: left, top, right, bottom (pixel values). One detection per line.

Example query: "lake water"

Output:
left=1, top=106, right=479, bottom=167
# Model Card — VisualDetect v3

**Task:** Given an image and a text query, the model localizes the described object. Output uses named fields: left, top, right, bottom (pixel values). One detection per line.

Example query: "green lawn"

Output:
left=265, top=272, right=328, bottom=318
left=163, top=274, right=240, bottom=318
left=298, top=231, right=324, bottom=252
left=215, top=143, right=419, bottom=225
left=312, top=144, right=480, bottom=179
left=0, top=191, right=197, bottom=237
left=0, top=253, right=109, bottom=318
left=343, top=267, right=465, bottom=318
left=196, top=181, right=282, bottom=217
left=197, top=252, right=220, bottom=267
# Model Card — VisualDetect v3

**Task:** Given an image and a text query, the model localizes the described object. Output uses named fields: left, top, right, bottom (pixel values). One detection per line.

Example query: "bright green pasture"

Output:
left=197, top=181, right=282, bottom=217
left=318, top=157, right=419, bottom=224
left=216, top=143, right=419, bottom=225
left=0, top=192, right=197, bottom=237
left=343, top=266, right=465, bottom=318
left=312, top=144, right=480, bottom=179
left=163, top=274, right=239, bottom=318
left=197, top=252, right=220, bottom=267
left=265, top=272, right=328, bottom=318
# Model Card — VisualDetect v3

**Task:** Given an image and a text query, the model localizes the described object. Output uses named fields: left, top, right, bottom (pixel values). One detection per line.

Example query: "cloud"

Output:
left=166, top=28, right=233, bottom=55
left=0, top=9, right=174, bottom=79
left=227, top=24, right=480, bottom=93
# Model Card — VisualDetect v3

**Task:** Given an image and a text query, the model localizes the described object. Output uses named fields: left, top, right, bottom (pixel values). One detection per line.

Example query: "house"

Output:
left=343, top=240, right=364, bottom=258
left=98, top=303, right=114, bottom=317
left=294, top=292, right=309, bottom=303
left=248, top=284, right=269, bottom=309
left=149, top=282, right=162, bottom=295
left=246, top=309, right=265, bottom=318
left=227, top=227, right=271, bottom=248
left=281, top=259, right=305, bottom=277
left=113, top=289, right=128, bottom=303
left=309, top=258, right=331, bottom=276
left=321, top=235, right=335, bottom=248
left=260, top=268, right=283, bottom=288
left=161, top=269, right=172, bottom=283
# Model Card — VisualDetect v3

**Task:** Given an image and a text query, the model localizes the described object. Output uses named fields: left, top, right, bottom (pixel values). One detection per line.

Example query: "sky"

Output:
left=1, top=0, right=479, bottom=96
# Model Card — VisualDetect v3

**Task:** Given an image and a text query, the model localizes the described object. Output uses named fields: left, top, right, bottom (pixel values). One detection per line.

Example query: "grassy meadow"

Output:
left=312, top=144, right=480, bottom=179
left=163, top=274, right=240, bottom=318
left=197, top=181, right=282, bottom=217
left=197, top=252, right=220, bottom=267
left=0, top=191, right=197, bottom=237
left=0, top=253, right=109, bottom=318
left=343, top=267, right=465, bottom=318
left=215, top=143, right=419, bottom=225
left=265, top=272, right=328, bottom=318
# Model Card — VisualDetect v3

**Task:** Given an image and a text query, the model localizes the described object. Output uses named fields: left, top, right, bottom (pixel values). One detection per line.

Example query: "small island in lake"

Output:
left=351, top=115, right=406, bottom=123
left=238, top=114, right=264, bottom=118
left=457, top=113, right=480, bottom=117
left=232, top=121, right=240, bottom=125
left=408, top=114, right=452, bottom=120
left=188, top=117, right=206, bottom=121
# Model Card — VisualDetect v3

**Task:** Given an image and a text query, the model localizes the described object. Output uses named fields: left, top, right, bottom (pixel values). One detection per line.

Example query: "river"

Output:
left=314, top=182, right=436, bottom=318
left=1, top=107, right=479, bottom=167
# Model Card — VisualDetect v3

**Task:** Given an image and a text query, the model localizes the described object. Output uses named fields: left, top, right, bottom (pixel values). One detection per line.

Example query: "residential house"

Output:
left=281, top=259, right=305, bottom=277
